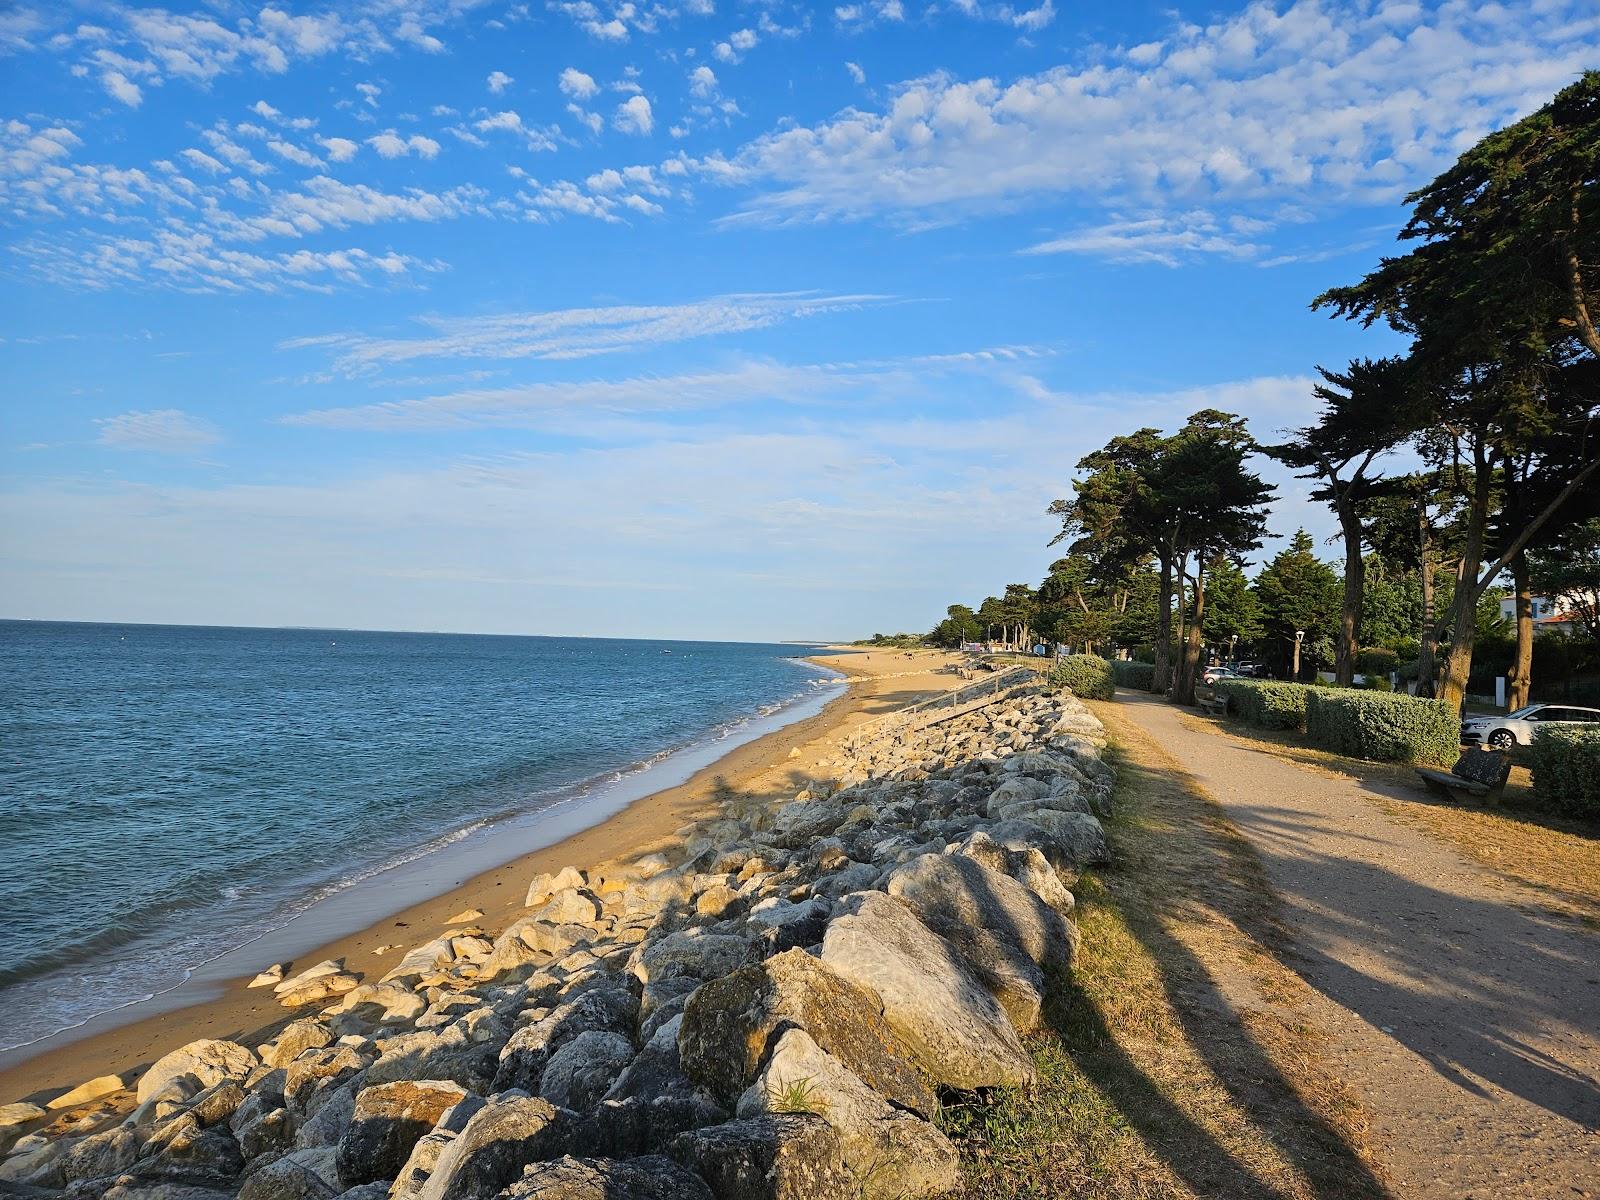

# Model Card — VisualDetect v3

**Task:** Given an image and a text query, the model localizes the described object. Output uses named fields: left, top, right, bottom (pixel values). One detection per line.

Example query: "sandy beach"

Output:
left=0, top=647, right=963, bottom=1107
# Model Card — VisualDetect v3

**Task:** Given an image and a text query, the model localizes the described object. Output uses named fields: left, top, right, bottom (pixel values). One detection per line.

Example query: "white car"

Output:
left=1459, top=703, right=1600, bottom=748
left=1202, top=665, right=1238, bottom=685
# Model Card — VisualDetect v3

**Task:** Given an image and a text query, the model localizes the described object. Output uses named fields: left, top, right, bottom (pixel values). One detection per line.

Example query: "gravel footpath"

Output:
left=1116, top=693, right=1599, bottom=1200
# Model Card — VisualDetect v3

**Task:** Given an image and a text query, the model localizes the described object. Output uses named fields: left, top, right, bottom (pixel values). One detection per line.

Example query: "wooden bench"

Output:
left=1415, top=747, right=1512, bottom=803
left=1198, top=692, right=1229, bottom=716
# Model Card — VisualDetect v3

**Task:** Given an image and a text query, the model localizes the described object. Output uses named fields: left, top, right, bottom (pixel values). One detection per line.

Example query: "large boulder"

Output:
left=500, top=1155, right=712, bottom=1200
left=668, top=1115, right=852, bottom=1200
left=885, top=852, right=1077, bottom=1032
left=137, top=1041, right=260, bottom=1106
left=1008, top=810, right=1110, bottom=867
left=737, top=1028, right=959, bottom=1200
left=366, top=1025, right=499, bottom=1094
left=261, top=1020, right=336, bottom=1070
left=335, top=1080, right=468, bottom=1187
left=414, top=1095, right=573, bottom=1200
left=538, top=1031, right=636, bottom=1112
left=948, top=830, right=1074, bottom=915
left=678, top=949, right=934, bottom=1114
left=494, top=986, right=637, bottom=1094
left=820, top=891, right=1034, bottom=1090
left=237, top=1146, right=341, bottom=1200
left=58, top=1126, right=141, bottom=1183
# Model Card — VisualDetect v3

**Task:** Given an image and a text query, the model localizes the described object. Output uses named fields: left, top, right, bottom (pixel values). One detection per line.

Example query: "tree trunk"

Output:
left=1416, top=502, right=1438, bottom=697
left=1291, top=637, right=1302, bottom=681
left=1506, top=550, right=1534, bottom=711
left=1172, top=552, right=1190, bottom=696
left=1437, top=468, right=1490, bottom=713
left=1336, top=508, right=1363, bottom=687
left=1175, top=558, right=1208, bottom=706
left=1153, top=552, right=1174, bottom=693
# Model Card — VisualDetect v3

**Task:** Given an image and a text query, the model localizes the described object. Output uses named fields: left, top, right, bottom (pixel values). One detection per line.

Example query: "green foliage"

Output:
left=929, top=604, right=982, bottom=648
left=1214, top=679, right=1318, bottom=730
left=1046, top=655, right=1115, bottom=701
left=1355, top=647, right=1400, bottom=676
left=857, top=633, right=926, bottom=648
left=1110, top=660, right=1155, bottom=691
left=1526, top=726, right=1600, bottom=817
left=1303, top=691, right=1459, bottom=765
left=768, top=1077, right=824, bottom=1116
left=1366, top=675, right=1395, bottom=692
left=1253, top=530, right=1341, bottom=658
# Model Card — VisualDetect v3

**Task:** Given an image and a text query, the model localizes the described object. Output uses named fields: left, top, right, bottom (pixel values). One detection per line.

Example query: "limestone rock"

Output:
left=444, top=910, right=483, bottom=925
left=365, top=1025, right=499, bottom=1094
left=737, top=1028, right=959, bottom=1200
left=668, top=1114, right=852, bottom=1200
left=335, top=1080, right=467, bottom=1187
left=678, top=948, right=934, bottom=1115
left=415, top=1095, right=573, bottom=1200
left=237, top=1146, right=341, bottom=1200
left=528, top=888, right=600, bottom=927
left=48, top=1074, right=126, bottom=1110
left=501, top=1155, right=712, bottom=1200
left=526, top=867, right=586, bottom=908
left=59, top=1125, right=141, bottom=1182
left=538, top=1031, right=635, bottom=1112
left=261, top=1019, right=336, bottom=1069
left=949, top=830, right=1074, bottom=914
left=820, top=891, right=1034, bottom=1090
left=249, top=964, right=287, bottom=988
left=494, top=986, right=637, bottom=1094
left=325, top=983, right=426, bottom=1026
left=0, top=1102, right=44, bottom=1129
left=138, top=1041, right=260, bottom=1106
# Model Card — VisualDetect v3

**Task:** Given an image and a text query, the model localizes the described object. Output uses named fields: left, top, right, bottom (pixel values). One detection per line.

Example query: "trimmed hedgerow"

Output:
left=1046, top=655, right=1115, bottom=701
left=1214, top=679, right=1319, bottom=730
left=1111, top=660, right=1156, bottom=691
left=1303, top=690, right=1458, bottom=765
left=1527, top=726, right=1600, bottom=818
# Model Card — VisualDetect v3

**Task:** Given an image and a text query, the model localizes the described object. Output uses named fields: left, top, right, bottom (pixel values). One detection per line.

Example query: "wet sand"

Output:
left=0, top=648, right=963, bottom=1105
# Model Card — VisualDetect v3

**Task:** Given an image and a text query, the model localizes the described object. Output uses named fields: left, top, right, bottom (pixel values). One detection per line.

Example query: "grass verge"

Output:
left=942, top=706, right=1384, bottom=1200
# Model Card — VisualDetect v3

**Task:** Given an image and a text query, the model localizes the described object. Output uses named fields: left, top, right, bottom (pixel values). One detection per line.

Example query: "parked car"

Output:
left=1202, top=665, right=1238, bottom=685
left=1459, top=703, right=1600, bottom=748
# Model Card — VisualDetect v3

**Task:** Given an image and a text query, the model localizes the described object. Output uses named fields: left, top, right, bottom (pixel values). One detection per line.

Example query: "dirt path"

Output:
left=1113, top=693, right=1599, bottom=1199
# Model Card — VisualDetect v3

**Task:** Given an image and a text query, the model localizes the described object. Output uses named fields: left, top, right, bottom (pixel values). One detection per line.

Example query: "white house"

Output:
left=1498, top=595, right=1581, bottom=635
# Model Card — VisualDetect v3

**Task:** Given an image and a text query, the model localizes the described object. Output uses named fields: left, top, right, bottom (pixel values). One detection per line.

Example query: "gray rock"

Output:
left=737, top=1028, right=960, bottom=1200
left=415, top=1095, right=573, bottom=1200
left=677, top=948, right=935, bottom=1115
left=1008, top=810, right=1110, bottom=867
left=59, top=1126, right=141, bottom=1183
left=668, top=1114, right=852, bottom=1200
left=820, top=891, right=1034, bottom=1090
left=335, top=1080, right=468, bottom=1188
left=500, top=1154, right=712, bottom=1200
left=137, top=1041, right=260, bottom=1107
left=538, top=1031, right=635, bottom=1112
left=493, top=987, right=637, bottom=1094
left=237, top=1146, right=341, bottom=1200
left=366, top=1026, right=499, bottom=1095
left=948, top=830, right=1075, bottom=915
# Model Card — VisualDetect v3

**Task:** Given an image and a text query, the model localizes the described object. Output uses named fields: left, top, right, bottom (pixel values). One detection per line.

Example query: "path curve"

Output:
left=1114, top=693, right=1599, bottom=1199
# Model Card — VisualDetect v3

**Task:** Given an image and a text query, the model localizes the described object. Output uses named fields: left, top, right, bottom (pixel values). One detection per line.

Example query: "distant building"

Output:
left=1498, top=595, right=1581, bottom=636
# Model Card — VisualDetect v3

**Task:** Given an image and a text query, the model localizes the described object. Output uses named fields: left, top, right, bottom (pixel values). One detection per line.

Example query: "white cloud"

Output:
left=95, top=408, right=220, bottom=453
left=688, top=65, right=717, bottom=98
left=487, top=69, right=514, bottom=94
left=268, top=138, right=322, bottom=168
left=1023, top=212, right=1264, bottom=266
left=280, top=291, right=894, bottom=374
left=102, top=69, right=143, bottom=106
left=559, top=67, right=598, bottom=99
left=367, top=131, right=442, bottom=159
left=613, top=94, right=654, bottom=136
left=720, top=0, right=1596, bottom=236
left=845, top=61, right=865, bottom=85
left=567, top=104, right=603, bottom=134
left=319, top=136, right=359, bottom=162
left=474, top=110, right=558, bottom=151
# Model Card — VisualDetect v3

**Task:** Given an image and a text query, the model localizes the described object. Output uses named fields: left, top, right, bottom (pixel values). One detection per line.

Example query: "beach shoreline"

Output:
left=0, top=647, right=963, bottom=1105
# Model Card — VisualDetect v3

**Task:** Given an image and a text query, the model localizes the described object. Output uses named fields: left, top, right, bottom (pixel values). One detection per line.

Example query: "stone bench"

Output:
left=1415, top=747, right=1512, bottom=803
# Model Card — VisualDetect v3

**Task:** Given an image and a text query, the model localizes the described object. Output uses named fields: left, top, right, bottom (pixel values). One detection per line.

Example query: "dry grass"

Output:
left=944, top=707, right=1383, bottom=1200
left=1172, top=708, right=1600, bottom=929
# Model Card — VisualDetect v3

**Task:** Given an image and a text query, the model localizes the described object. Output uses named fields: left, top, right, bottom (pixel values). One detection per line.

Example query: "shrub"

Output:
left=1046, top=655, right=1114, bottom=701
left=1526, top=726, right=1600, bottom=818
left=1355, top=647, right=1399, bottom=677
left=1111, top=660, right=1156, bottom=691
left=1214, top=679, right=1318, bottom=730
left=1365, top=675, right=1395, bottom=692
left=1303, top=690, right=1458, bottom=765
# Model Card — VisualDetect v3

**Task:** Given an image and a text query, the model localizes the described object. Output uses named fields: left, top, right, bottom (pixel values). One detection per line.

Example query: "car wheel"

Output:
left=1487, top=730, right=1516, bottom=749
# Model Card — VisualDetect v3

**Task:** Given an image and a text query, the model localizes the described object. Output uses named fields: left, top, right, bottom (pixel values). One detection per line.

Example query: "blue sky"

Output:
left=2, top=0, right=1595, bottom=640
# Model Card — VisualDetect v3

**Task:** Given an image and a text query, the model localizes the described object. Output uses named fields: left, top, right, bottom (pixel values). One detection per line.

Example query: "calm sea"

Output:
left=0, top=621, right=842, bottom=1052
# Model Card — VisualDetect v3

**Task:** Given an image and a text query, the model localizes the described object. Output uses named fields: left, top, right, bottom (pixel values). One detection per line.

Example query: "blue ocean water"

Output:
left=0, top=621, right=840, bottom=1052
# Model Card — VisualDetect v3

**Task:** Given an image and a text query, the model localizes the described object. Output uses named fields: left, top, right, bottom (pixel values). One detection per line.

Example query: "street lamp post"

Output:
left=1293, top=629, right=1305, bottom=680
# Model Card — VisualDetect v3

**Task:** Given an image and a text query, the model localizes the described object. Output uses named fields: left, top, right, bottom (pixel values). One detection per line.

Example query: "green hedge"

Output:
left=1355, top=647, right=1399, bottom=677
left=1046, top=655, right=1114, bottom=701
left=1214, top=679, right=1318, bottom=730
left=1111, top=660, right=1156, bottom=691
left=1303, top=690, right=1458, bottom=765
left=1527, top=727, right=1600, bottom=817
